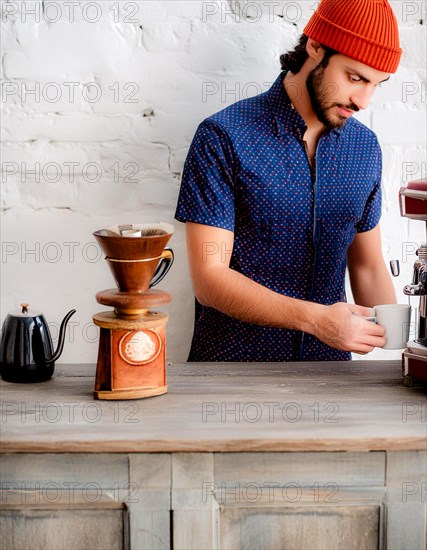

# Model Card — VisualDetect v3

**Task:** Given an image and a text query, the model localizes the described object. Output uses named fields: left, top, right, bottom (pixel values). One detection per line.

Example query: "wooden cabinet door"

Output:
left=219, top=505, right=379, bottom=549
left=1, top=453, right=130, bottom=550
left=172, top=452, right=386, bottom=550
left=1, top=508, right=127, bottom=550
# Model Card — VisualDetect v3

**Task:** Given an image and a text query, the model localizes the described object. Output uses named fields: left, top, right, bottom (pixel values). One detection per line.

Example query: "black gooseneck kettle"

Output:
left=0, top=304, right=76, bottom=383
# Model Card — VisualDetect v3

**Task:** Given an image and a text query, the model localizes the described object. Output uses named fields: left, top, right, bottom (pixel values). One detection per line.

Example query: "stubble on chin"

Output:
left=324, top=107, right=348, bottom=130
left=306, top=64, right=348, bottom=131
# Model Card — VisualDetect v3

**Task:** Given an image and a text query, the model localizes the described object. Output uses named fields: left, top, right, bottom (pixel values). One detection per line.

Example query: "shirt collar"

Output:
left=266, top=71, right=344, bottom=138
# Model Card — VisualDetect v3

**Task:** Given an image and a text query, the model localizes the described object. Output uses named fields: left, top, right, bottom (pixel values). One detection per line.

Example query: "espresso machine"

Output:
left=398, top=178, right=427, bottom=386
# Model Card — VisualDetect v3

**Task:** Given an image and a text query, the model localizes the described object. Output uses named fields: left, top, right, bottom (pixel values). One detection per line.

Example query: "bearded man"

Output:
left=175, top=0, right=402, bottom=362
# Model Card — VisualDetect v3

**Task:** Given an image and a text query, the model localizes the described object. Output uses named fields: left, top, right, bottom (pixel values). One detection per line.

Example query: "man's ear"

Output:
left=306, top=38, right=324, bottom=62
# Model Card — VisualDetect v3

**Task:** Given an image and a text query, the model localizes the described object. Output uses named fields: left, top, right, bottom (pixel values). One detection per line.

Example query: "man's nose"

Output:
left=350, top=87, right=375, bottom=111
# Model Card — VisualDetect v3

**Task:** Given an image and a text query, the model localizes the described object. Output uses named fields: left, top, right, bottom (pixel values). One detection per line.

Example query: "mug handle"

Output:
left=150, top=248, right=174, bottom=288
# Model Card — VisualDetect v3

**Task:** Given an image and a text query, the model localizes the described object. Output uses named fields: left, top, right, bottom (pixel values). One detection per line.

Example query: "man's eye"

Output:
left=349, top=75, right=361, bottom=82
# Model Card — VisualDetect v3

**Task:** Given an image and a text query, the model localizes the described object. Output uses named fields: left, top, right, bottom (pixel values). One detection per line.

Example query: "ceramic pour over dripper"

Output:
left=93, top=223, right=174, bottom=293
left=92, top=222, right=174, bottom=400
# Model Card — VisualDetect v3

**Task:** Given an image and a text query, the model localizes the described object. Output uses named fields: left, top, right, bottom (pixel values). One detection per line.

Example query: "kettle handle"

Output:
left=49, top=309, right=77, bottom=363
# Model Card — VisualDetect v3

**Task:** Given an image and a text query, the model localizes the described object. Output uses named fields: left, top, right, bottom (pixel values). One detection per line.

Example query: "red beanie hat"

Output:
left=304, top=0, right=402, bottom=73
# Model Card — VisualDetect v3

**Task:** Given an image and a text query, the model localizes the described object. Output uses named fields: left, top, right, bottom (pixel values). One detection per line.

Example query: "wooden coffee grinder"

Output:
left=92, top=224, right=174, bottom=400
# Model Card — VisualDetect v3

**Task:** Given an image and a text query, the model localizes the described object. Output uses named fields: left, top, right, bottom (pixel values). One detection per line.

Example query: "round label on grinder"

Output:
left=119, top=329, right=162, bottom=365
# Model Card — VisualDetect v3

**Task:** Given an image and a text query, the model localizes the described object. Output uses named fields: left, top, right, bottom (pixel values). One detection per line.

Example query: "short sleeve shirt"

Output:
left=175, top=71, right=382, bottom=362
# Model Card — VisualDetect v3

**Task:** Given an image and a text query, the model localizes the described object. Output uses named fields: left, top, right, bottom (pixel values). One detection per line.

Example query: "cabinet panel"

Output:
left=0, top=453, right=129, bottom=489
left=386, top=450, right=427, bottom=550
left=1, top=508, right=125, bottom=550
left=219, top=505, right=380, bottom=550
left=215, top=452, right=385, bottom=487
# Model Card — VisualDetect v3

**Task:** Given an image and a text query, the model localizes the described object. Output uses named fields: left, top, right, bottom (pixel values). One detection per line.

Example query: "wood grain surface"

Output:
left=1, top=361, right=426, bottom=452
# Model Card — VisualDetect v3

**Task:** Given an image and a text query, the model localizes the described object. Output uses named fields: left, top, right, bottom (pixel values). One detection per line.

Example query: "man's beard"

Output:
left=306, top=59, right=359, bottom=131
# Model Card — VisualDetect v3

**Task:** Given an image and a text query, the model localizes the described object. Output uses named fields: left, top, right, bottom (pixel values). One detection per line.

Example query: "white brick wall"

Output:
left=1, top=0, right=426, bottom=364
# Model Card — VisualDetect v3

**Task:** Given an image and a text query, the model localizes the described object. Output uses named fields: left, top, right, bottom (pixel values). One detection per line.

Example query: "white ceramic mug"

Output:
left=368, top=304, right=412, bottom=350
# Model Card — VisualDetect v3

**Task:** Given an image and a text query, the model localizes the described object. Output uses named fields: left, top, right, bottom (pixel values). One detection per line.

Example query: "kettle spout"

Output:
left=49, top=309, right=77, bottom=363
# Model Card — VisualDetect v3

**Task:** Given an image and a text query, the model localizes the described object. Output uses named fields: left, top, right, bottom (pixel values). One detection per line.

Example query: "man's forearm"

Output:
left=195, top=265, right=386, bottom=353
left=187, top=223, right=386, bottom=353
left=349, top=263, right=397, bottom=307
left=196, top=265, right=320, bottom=333
left=347, top=227, right=397, bottom=307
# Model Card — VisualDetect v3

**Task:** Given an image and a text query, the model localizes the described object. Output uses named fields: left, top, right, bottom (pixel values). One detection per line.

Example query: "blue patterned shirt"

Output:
left=175, top=71, right=382, bottom=362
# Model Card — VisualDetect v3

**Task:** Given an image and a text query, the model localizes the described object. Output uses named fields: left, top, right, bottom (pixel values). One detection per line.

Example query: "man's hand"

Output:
left=309, top=302, right=386, bottom=354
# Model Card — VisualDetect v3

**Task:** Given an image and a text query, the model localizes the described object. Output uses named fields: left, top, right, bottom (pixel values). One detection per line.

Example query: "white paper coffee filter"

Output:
left=106, top=222, right=174, bottom=235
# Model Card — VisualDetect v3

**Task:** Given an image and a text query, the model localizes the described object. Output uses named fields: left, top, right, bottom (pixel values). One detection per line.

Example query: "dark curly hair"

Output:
left=280, top=35, right=339, bottom=74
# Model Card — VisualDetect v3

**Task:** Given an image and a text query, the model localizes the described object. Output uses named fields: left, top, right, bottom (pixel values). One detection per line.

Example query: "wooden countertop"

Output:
left=1, top=361, right=426, bottom=453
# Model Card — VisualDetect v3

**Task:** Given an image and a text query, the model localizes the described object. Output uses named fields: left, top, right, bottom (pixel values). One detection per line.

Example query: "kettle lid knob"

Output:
left=20, top=303, right=29, bottom=314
